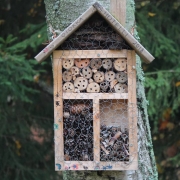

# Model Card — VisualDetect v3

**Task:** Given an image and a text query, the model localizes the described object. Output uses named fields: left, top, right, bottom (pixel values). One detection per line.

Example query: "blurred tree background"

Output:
left=0, top=0, right=179, bottom=180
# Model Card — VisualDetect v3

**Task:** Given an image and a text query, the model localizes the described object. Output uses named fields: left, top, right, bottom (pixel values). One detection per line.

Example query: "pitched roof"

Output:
left=35, top=2, right=154, bottom=64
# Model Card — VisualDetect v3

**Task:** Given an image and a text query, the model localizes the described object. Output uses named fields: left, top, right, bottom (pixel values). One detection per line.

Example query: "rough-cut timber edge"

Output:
left=35, top=2, right=154, bottom=64
left=43, top=0, right=158, bottom=179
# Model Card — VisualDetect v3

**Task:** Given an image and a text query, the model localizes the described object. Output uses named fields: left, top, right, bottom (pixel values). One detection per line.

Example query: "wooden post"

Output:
left=110, top=0, right=126, bottom=26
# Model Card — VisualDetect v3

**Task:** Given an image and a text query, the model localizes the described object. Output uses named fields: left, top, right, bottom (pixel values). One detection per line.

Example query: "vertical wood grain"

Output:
left=110, top=0, right=126, bottom=26
left=93, top=98, right=100, bottom=162
left=127, top=50, right=138, bottom=169
left=53, top=54, right=64, bottom=170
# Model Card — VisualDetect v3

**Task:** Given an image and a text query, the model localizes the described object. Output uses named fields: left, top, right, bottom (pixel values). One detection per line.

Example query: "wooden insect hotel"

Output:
left=35, top=2, right=154, bottom=171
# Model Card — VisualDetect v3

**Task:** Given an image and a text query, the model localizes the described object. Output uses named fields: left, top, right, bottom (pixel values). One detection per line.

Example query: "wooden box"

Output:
left=53, top=49, right=138, bottom=170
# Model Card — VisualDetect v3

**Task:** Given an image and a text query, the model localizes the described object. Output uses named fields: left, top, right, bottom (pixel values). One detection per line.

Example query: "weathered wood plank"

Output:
left=35, top=6, right=97, bottom=63
left=110, top=0, right=126, bottom=26
left=127, top=50, right=138, bottom=170
left=63, top=93, right=128, bottom=99
left=93, top=2, right=155, bottom=63
left=53, top=49, right=127, bottom=59
left=93, top=98, right=100, bottom=162
left=53, top=55, right=64, bottom=171
left=61, top=161, right=138, bottom=170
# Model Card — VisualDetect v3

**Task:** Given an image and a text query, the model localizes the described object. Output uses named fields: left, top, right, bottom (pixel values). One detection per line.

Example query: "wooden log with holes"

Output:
left=105, top=71, right=115, bottom=82
left=100, top=81, right=110, bottom=92
left=114, top=58, right=127, bottom=71
left=116, top=72, right=127, bottom=83
left=102, top=59, right=112, bottom=70
left=74, top=77, right=88, bottom=91
left=82, top=67, right=93, bottom=79
left=62, top=71, right=72, bottom=82
left=62, top=59, right=74, bottom=69
left=75, top=58, right=90, bottom=68
left=63, top=82, right=75, bottom=92
left=93, top=71, right=105, bottom=83
left=114, top=83, right=128, bottom=93
left=70, top=66, right=80, bottom=76
left=87, top=82, right=100, bottom=93
left=90, top=58, right=102, bottom=70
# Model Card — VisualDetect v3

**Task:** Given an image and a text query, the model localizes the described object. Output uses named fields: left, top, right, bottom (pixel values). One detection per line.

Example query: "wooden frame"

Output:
left=53, top=50, right=138, bottom=171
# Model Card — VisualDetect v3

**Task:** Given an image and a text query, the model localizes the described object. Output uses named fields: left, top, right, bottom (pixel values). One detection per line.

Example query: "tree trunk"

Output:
left=44, top=0, right=158, bottom=179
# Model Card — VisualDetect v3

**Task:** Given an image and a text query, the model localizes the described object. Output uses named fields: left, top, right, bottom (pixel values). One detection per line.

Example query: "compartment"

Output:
left=62, top=57, right=128, bottom=93
left=100, top=99, right=129, bottom=161
left=63, top=99, right=93, bottom=161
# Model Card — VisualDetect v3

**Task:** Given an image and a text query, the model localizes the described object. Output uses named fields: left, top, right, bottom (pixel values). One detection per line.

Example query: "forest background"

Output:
left=0, top=0, right=180, bottom=179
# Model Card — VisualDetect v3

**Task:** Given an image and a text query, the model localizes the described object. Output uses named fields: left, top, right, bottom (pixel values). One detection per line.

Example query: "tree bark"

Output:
left=44, top=0, right=158, bottom=179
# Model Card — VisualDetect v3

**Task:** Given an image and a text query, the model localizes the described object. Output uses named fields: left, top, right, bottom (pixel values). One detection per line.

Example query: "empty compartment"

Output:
left=63, top=99, right=93, bottom=161
left=100, top=99, right=129, bottom=161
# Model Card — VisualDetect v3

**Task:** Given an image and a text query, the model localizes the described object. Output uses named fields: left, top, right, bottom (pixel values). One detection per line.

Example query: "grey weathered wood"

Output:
left=93, top=2, right=154, bottom=64
left=110, top=0, right=126, bottom=26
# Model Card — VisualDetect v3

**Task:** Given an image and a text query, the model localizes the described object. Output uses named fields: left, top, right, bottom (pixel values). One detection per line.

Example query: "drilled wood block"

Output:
left=74, top=77, right=88, bottom=91
left=116, top=72, right=127, bottom=83
left=82, top=67, right=93, bottom=79
left=93, top=71, right=105, bottom=83
left=70, top=66, right=80, bottom=76
left=87, top=82, right=100, bottom=93
left=63, top=82, right=75, bottom=92
left=75, top=59, right=90, bottom=68
left=114, top=83, right=128, bottom=93
left=114, top=58, right=127, bottom=71
left=102, top=59, right=112, bottom=70
left=63, top=59, right=74, bottom=69
left=63, top=71, right=72, bottom=82
left=90, top=58, right=102, bottom=69
left=105, top=71, right=115, bottom=82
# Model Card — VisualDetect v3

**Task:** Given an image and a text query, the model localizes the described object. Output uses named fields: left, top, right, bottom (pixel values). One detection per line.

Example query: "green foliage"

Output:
left=0, top=34, right=38, bottom=103
left=136, top=1, right=180, bottom=128
left=0, top=22, right=61, bottom=180
left=136, top=1, right=180, bottom=179
left=0, top=0, right=62, bottom=179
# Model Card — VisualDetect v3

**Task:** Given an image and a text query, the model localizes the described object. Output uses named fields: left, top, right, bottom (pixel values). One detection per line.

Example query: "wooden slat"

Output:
left=53, top=49, right=127, bottom=59
left=63, top=93, right=128, bottom=100
left=35, top=5, right=96, bottom=63
left=110, top=0, right=126, bottom=26
left=127, top=50, right=138, bottom=170
left=62, top=161, right=138, bottom=170
left=53, top=55, right=64, bottom=171
left=93, top=2, right=155, bottom=64
left=93, top=98, right=100, bottom=162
